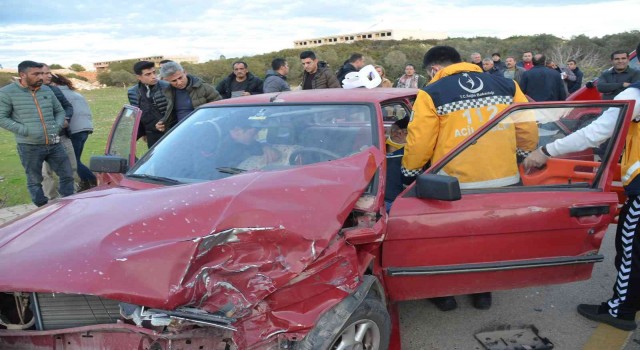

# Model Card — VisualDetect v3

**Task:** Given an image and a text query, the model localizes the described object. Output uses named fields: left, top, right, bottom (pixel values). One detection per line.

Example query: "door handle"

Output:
left=570, top=205, right=610, bottom=217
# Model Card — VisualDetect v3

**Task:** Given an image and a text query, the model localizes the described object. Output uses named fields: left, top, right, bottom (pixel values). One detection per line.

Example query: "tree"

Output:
left=49, top=64, right=63, bottom=69
left=97, top=71, right=113, bottom=86
left=108, top=59, right=140, bottom=74
left=109, top=70, right=136, bottom=88
left=69, top=64, right=86, bottom=72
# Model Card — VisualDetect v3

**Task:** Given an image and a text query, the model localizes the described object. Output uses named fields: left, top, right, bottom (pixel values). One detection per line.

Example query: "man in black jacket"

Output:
left=127, top=61, right=170, bottom=148
left=216, top=61, right=263, bottom=99
left=597, top=50, right=640, bottom=100
left=566, top=59, right=584, bottom=94
left=520, top=54, right=567, bottom=101
left=336, top=53, right=365, bottom=87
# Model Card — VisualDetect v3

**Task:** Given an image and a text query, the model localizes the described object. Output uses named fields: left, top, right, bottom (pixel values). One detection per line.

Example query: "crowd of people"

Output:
left=1, top=43, right=639, bottom=333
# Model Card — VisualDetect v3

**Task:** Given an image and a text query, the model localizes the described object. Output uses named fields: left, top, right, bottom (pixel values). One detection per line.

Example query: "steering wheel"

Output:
left=289, top=147, right=341, bottom=165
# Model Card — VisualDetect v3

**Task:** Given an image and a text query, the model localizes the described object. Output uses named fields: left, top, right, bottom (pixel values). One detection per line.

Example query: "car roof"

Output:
left=206, top=88, right=418, bottom=106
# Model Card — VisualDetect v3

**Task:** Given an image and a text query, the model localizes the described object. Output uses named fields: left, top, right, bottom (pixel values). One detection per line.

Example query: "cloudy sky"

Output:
left=1, top=0, right=638, bottom=70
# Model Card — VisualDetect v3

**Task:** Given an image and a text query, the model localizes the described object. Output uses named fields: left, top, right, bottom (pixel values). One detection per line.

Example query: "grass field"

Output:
left=0, top=87, right=129, bottom=207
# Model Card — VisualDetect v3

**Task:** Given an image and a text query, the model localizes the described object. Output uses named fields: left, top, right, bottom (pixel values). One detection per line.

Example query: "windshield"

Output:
left=130, top=104, right=376, bottom=183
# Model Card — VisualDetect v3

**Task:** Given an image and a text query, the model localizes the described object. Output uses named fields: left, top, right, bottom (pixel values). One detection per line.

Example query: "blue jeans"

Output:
left=17, top=143, right=74, bottom=206
left=70, top=131, right=96, bottom=182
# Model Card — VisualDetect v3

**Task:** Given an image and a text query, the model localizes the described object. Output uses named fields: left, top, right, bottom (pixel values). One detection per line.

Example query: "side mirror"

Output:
left=90, top=155, right=128, bottom=173
left=415, top=174, right=461, bottom=201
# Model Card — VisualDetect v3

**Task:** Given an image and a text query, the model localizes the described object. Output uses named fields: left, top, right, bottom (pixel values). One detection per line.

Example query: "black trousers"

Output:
left=603, top=195, right=640, bottom=320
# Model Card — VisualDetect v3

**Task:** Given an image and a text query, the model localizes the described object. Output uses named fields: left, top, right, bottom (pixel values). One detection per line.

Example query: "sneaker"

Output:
left=577, top=304, right=637, bottom=331
left=471, top=292, right=492, bottom=310
left=430, top=296, right=457, bottom=311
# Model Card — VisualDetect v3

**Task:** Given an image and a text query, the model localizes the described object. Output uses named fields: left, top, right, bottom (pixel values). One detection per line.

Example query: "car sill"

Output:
left=385, top=255, right=604, bottom=276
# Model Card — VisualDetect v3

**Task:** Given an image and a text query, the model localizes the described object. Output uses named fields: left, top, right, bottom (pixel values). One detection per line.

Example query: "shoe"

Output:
left=577, top=304, right=637, bottom=331
left=471, top=292, right=492, bottom=310
left=430, top=296, right=457, bottom=311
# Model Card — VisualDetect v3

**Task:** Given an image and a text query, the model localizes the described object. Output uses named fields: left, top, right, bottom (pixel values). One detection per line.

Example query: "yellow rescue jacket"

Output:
left=401, top=62, right=538, bottom=188
left=622, top=121, right=640, bottom=186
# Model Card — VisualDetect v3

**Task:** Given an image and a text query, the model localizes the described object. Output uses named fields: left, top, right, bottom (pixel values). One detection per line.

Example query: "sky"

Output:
left=1, top=0, right=638, bottom=70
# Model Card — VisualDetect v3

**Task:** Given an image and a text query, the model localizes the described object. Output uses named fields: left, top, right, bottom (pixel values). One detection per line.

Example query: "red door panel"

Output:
left=382, top=101, right=634, bottom=302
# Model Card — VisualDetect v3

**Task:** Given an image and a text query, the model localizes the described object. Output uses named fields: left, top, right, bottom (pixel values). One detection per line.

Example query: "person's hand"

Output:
left=623, top=82, right=631, bottom=88
left=262, top=145, right=281, bottom=164
left=523, top=148, right=549, bottom=171
left=63, top=119, right=69, bottom=128
left=241, top=91, right=251, bottom=96
left=155, top=121, right=165, bottom=132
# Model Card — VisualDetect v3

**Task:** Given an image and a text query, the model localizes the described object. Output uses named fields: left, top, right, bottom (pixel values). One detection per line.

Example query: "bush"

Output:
left=70, top=64, right=86, bottom=72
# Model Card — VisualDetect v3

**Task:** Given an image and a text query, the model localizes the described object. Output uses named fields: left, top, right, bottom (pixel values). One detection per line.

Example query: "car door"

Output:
left=93, top=105, right=141, bottom=185
left=382, top=100, right=634, bottom=301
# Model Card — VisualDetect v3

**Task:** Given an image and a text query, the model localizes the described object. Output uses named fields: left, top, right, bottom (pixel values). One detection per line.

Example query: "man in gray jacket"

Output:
left=0, top=61, right=73, bottom=206
left=156, top=61, right=222, bottom=132
left=263, top=58, right=290, bottom=93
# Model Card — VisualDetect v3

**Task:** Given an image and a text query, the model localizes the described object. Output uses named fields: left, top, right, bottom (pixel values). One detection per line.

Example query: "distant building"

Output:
left=293, top=29, right=447, bottom=48
left=93, top=55, right=199, bottom=73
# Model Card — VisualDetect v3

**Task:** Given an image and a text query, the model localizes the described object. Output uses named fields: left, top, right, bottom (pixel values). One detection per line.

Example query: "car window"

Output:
left=129, top=104, right=376, bottom=183
left=430, top=103, right=628, bottom=191
left=107, top=107, right=137, bottom=158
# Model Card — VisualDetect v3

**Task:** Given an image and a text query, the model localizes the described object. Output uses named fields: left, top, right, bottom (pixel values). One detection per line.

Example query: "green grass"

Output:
left=0, top=87, right=129, bottom=207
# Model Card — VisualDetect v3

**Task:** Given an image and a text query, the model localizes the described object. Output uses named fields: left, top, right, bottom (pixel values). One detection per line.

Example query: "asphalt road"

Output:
left=399, top=224, right=640, bottom=350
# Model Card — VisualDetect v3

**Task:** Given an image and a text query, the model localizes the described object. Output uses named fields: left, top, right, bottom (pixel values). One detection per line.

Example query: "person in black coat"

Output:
left=520, top=54, right=567, bottom=101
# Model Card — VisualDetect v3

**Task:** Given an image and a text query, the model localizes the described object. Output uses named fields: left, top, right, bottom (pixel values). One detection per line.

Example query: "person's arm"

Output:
left=249, top=78, right=263, bottom=95
left=0, top=92, right=27, bottom=136
left=204, top=84, right=222, bottom=102
left=574, top=70, right=583, bottom=88
left=519, top=72, right=529, bottom=93
left=597, top=70, right=624, bottom=94
left=215, top=79, right=228, bottom=99
left=524, top=88, right=640, bottom=169
left=51, top=93, right=66, bottom=133
left=401, top=90, right=440, bottom=184
left=49, top=85, right=73, bottom=121
left=512, top=84, right=538, bottom=152
left=325, top=70, right=341, bottom=89
left=127, top=86, right=139, bottom=107
left=565, top=68, right=576, bottom=82
left=558, top=75, right=567, bottom=101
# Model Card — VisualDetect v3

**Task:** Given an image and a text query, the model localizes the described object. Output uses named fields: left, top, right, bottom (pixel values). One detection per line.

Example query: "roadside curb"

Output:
left=0, top=204, right=36, bottom=225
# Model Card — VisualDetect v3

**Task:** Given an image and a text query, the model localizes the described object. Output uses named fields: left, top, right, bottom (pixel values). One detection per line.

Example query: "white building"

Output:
left=294, top=29, right=447, bottom=48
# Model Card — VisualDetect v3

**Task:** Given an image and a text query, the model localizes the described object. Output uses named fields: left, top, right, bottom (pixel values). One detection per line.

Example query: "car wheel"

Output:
left=295, top=295, right=390, bottom=350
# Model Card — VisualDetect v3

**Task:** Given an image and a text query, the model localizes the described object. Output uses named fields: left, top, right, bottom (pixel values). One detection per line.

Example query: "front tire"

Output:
left=296, top=295, right=390, bottom=350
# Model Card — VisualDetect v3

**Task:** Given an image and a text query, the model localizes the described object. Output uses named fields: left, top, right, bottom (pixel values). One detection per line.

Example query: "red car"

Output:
left=0, top=88, right=636, bottom=350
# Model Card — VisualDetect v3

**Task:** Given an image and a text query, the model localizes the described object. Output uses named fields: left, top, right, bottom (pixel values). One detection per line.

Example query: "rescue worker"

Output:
left=401, top=46, right=538, bottom=311
left=523, top=42, right=640, bottom=331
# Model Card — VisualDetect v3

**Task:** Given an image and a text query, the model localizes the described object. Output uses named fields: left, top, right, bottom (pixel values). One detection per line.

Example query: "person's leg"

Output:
left=578, top=197, right=639, bottom=330
left=45, top=143, right=75, bottom=197
left=16, top=144, right=48, bottom=206
left=41, top=160, right=58, bottom=200
left=606, top=195, right=640, bottom=319
left=70, top=131, right=96, bottom=183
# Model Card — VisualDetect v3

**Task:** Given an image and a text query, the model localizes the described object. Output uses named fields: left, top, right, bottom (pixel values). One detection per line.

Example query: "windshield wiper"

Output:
left=127, top=174, right=181, bottom=185
left=216, top=167, right=247, bottom=174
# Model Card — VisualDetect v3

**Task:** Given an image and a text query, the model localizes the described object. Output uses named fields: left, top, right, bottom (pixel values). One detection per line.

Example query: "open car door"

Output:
left=91, top=105, right=141, bottom=186
left=382, top=100, right=634, bottom=301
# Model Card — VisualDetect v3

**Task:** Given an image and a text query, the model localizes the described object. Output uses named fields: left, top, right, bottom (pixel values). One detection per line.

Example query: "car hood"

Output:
left=0, top=150, right=380, bottom=317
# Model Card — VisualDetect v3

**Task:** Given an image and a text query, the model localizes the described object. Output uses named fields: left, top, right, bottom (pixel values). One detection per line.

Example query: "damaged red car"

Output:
left=0, top=88, right=635, bottom=350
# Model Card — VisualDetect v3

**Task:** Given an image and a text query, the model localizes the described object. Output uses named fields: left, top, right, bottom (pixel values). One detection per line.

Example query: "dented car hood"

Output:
left=0, top=151, right=379, bottom=318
